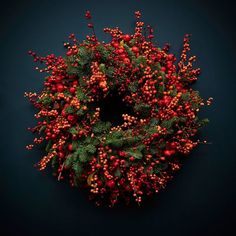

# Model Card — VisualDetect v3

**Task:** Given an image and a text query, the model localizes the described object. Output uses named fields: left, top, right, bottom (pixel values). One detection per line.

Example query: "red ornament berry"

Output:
left=123, top=34, right=131, bottom=42
left=123, top=58, right=130, bottom=64
left=106, top=180, right=115, bottom=188
left=164, top=149, right=175, bottom=156
left=112, top=42, right=120, bottom=48
left=117, top=48, right=124, bottom=54
left=66, top=50, right=73, bottom=56
left=58, top=152, right=65, bottom=159
left=67, top=114, right=76, bottom=122
left=132, top=46, right=139, bottom=53
left=69, top=87, right=76, bottom=94
left=56, top=84, right=64, bottom=92
left=68, top=143, right=73, bottom=151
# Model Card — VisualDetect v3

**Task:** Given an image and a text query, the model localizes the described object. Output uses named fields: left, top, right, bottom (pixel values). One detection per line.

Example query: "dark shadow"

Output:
left=95, top=90, right=135, bottom=126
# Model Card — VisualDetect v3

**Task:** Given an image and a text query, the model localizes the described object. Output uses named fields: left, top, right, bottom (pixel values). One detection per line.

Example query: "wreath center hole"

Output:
left=97, top=91, right=134, bottom=126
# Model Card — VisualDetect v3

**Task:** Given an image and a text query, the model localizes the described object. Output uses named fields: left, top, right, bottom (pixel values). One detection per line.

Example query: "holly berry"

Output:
left=69, top=87, right=76, bottom=94
left=117, top=48, right=124, bottom=54
left=123, top=58, right=130, bottom=64
left=67, top=114, right=76, bottom=122
left=132, top=46, right=139, bottom=53
left=123, top=34, right=131, bottom=42
left=68, top=143, right=73, bottom=151
left=112, top=42, right=119, bottom=48
left=66, top=50, right=73, bottom=56
left=56, top=84, right=64, bottom=92
left=58, top=152, right=65, bottom=159
left=106, top=180, right=115, bottom=188
left=164, top=149, right=175, bottom=156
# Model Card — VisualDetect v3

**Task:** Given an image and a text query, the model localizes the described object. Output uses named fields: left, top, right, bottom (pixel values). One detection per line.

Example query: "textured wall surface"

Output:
left=1, top=0, right=236, bottom=235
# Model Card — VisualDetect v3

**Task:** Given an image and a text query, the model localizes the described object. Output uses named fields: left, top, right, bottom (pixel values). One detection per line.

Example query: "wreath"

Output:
left=25, top=11, right=212, bottom=207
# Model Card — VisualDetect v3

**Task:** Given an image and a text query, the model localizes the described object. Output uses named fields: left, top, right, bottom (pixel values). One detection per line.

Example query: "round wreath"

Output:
left=25, top=11, right=212, bottom=206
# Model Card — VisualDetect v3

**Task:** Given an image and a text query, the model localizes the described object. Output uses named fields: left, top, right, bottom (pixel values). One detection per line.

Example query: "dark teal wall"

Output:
left=1, top=0, right=236, bottom=235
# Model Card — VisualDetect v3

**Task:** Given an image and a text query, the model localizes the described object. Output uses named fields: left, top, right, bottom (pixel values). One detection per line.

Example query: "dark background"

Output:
left=1, top=0, right=236, bottom=235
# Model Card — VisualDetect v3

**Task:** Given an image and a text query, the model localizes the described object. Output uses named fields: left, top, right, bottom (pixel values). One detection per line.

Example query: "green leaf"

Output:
left=39, top=125, right=46, bottom=134
left=64, top=155, right=73, bottom=168
left=79, top=150, right=89, bottom=163
left=114, top=168, right=121, bottom=177
left=128, top=81, right=138, bottom=93
left=72, top=163, right=83, bottom=176
left=45, top=140, right=52, bottom=152
left=65, top=106, right=75, bottom=114
left=39, top=96, right=52, bottom=105
left=107, top=138, right=124, bottom=148
left=181, top=92, right=190, bottom=101
left=68, top=127, right=78, bottom=135
left=92, top=121, right=111, bottom=134
left=86, top=144, right=96, bottom=154
left=127, top=149, right=143, bottom=159
left=161, top=117, right=178, bottom=129
left=76, top=87, right=86, bottom=101
left=198, top=118, right=209, bottom=127
left=99, top=63, right=106, bottom=73
left=150, top=118, right=159, bottom=126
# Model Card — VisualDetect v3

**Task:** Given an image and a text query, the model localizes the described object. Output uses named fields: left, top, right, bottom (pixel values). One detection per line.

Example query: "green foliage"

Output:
left=134, top=103, right=151, bottom=117
left=51, top=155, right=58, bottom=169
left=198, top=118, right=209, bottom=127
left=76, top=87, right=86, bottom=101
left=150, top=118, right=159, bottom=126
left=85, top=144, right=97, bottom=154
left=161, top=117, right=178, bottom=129
left=96, top=44, right=110, bottom=61
left=170, top=86, right=178, bottom=97
left=78, top=47, right=93, bottom=66
left=45, top=140, right=52, bottom=152
left=66, top=65, right=79, bottom=75
left=114, top=168, right=121, bottom=177
left=39, top=96, right=52, bottom=105
left=72, top=163, right=83, bottom=177
left=39, top=125, right=46, bottom=134
left=64, top=155, right=73, bottom=168
left=181, top=92, right=190, bottom=101
left=105, top=67, right=114, bottom=78
left=65, top=105, right=75, bottom=114
left=128, top=81, right=138, bottom=93
left=68, top=127, right=78, bottom=135
left=134, top=56, right=147, bottom=65
left=126, top=149, right=143, bottom=159
left=92, top=121, right=111, bottom=134
left=123, top=44, right=135, bottom=59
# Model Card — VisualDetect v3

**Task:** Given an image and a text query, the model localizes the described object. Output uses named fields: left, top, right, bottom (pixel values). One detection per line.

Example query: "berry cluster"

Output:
left=25, top=11, right=211, bottom=207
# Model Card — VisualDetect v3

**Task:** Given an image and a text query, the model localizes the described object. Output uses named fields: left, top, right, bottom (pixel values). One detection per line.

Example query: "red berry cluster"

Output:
left=25, top=11, right=212, bottom=207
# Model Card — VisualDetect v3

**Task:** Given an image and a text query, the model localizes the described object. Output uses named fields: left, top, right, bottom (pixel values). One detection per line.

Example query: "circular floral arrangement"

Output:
left=25, top=11, right=212, bottom=206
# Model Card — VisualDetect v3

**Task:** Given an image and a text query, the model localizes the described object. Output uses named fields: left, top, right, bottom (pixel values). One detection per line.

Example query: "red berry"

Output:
left=129, top=156, right=135, bottom=161
left=56, top=84, right=64, bottom=92
left=123, top=34, right=131, bottom=42
left=66, top=50, right=73, bottom=56
left=106, top=180, right=115, bottom=188
left=132, top=46, right=139, bottom=53
left=112, top=42, right=119, bottom=48
left=58, top=152, right=65, bottom=159
left=97, top=180, right=103, bottom=187
left=164, top=149, right=175, bottom=156
left=96, top=164, right=102, bottom=169
left=68, top=144, right=73, bottom=151
left=55, top=76, right=62, bottom=83
left=117, top=48, right=124, bottom=54
left=69, top=87, right=76, bottom=94
left=167, top=54, right=174, bottom=60
left=123, top=58, right=130, bottom=64
left=67, top=114, right=76, bottom=122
